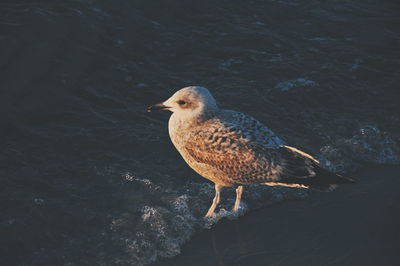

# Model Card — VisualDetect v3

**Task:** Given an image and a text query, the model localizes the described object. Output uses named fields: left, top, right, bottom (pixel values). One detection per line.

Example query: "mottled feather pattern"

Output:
left=156, top=86, right=354, bottom=217
left=171, top=110, right=287, bottom=186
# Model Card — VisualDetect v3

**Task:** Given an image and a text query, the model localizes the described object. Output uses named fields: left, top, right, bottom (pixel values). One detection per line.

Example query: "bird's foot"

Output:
left=204, top=211, right=215, bottom=218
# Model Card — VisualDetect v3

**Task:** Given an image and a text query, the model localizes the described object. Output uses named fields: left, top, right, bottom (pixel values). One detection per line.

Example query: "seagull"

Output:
left=148, top=86, right=354, bottom=218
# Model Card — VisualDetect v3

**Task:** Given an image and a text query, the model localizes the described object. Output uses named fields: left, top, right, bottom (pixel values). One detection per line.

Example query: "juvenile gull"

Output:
left=148, top=86, right=354, bottom=217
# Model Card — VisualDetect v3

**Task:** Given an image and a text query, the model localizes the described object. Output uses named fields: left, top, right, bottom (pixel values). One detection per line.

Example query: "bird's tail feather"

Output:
left=262, top=165, right=355, bottom=192
left=307, top=165, right=355, bottom=191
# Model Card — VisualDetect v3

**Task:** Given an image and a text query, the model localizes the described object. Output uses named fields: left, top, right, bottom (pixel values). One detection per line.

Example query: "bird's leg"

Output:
left=233, top=185, right=244, bottom=212
left=205, top=184, right=223, bottom=218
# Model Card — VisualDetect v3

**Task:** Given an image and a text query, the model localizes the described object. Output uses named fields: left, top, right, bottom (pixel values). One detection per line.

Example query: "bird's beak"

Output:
left=147, top=103, right=171, bottom=112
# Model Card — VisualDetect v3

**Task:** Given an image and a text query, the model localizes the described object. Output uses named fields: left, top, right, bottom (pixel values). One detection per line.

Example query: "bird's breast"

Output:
left=168, top=115, right=232, bottom=185
left=168, top=114, right=186, bottom=148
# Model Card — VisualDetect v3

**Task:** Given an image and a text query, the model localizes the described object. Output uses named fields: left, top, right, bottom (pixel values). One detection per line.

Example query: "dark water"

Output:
left=1, top=0, right=399, bottom=265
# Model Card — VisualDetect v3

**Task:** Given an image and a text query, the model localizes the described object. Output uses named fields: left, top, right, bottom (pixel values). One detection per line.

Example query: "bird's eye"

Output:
left=177, top=100, right=187, bottom=105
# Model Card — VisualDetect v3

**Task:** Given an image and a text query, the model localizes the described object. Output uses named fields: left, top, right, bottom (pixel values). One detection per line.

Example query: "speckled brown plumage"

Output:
left=171, top=110, right=285, bottom=187
left=149, top=86, right=354, bottom=217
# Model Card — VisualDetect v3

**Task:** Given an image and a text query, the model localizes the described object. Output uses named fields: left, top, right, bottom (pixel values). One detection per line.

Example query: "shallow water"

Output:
left=1, top=0, right=399, bottom=265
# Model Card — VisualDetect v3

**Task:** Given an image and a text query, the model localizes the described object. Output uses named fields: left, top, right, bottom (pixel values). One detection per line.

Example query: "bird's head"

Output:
left=148, top=86, right=218, bottom=119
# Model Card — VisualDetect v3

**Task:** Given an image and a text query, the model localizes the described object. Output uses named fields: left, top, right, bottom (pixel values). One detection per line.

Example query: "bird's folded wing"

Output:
left=184, top=121, right=284, bottom=184
left=184, top=117, right=324, bottom=185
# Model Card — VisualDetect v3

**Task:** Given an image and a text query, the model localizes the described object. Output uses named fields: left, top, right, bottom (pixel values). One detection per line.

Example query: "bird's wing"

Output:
left=273, top=146, right=319, bottom=180
left=185, top=111, right=351, bottom=188
left=184, top=113, right=286, bottom=184
left=220, top=110, right=284, bottom=148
